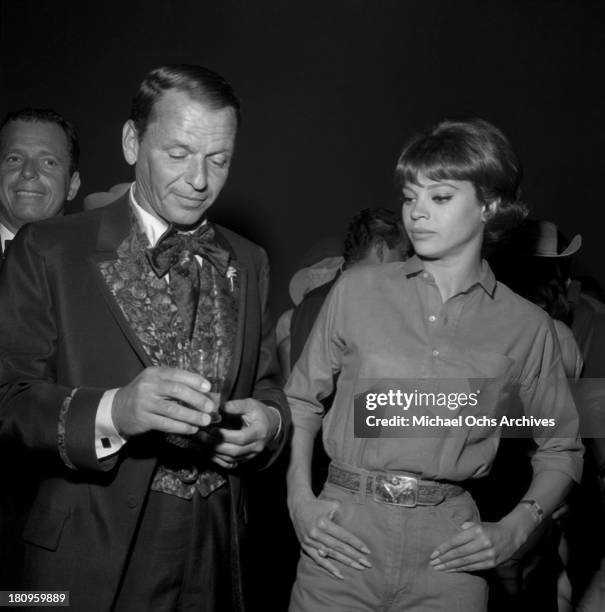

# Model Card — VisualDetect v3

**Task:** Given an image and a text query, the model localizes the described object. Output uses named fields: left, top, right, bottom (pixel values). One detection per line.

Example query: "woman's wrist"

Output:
left=499, top=503, right=538, bottom=548
left=287, top=484, right=315, bottom=511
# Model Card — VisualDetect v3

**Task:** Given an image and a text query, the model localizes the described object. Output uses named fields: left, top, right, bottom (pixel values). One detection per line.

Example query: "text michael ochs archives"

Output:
left=353, top=380, right=558, bottom=438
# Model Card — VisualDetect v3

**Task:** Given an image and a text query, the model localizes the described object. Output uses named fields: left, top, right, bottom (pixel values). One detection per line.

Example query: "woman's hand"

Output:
left=428, top=512, right=533, bottom=573
left=289, top=493, right=372, bottom=579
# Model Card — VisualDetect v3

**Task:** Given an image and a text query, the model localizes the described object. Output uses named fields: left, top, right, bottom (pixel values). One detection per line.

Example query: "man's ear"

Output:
left=66, top=171, right=81, bottom=201
left=122, top=120, right=139, bottom=166
left=481, top=199, right=500, bottom=222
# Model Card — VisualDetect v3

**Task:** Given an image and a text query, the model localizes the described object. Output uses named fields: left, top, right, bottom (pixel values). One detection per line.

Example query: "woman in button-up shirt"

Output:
left=286, top=118, right=583, bottom=611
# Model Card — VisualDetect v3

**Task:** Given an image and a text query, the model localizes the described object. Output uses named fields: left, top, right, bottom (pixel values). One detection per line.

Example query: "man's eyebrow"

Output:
left=165, top=142, right=193, bottom=151
left=2, top=146, right=63, bottom=158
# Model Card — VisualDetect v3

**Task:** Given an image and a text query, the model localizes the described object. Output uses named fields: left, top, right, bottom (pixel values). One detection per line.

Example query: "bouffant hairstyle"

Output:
left=395, top=118, right=528, bottom=244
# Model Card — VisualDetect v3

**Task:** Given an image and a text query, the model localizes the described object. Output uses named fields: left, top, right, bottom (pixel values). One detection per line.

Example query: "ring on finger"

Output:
left=317, top=547, right=328, bottom=558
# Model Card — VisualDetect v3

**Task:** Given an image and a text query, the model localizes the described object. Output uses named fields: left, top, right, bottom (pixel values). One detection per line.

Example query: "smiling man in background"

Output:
left=0, top=107, right=81, bottom=589
left=0, top=107, right=81, bottom=262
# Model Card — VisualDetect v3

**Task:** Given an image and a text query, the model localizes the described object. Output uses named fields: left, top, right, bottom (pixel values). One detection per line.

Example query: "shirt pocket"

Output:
left=463, top=349, right=516, bottom=379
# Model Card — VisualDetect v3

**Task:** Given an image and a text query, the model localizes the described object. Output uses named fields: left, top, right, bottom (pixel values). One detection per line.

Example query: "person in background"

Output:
left=491, top=220, right=605, bottom=611
left=0, top=107, right=80, bottom=264
left=480, top=219, right=584, bottom=611
left=0, top=107, right=81, bottom=589
left=289, top=207, right=411, bottom=370
left=275, top=237, right=343, bottom=382
left=83, top=182, right=131, bottom=211
left=286, top=118, right=583, bottom=612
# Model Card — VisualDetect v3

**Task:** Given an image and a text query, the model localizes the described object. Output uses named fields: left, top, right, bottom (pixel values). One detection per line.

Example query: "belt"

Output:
left=327, top=464, right=465, bottom=507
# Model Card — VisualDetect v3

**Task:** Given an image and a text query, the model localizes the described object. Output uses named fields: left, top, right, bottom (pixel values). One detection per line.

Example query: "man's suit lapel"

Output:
left=87, top=195, right=153, bottom=368
left=213, top=228, right=247, bottom=401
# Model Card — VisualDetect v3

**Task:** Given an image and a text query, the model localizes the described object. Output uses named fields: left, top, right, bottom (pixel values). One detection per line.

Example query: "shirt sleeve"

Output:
left=519, top=319, right=584, bottom=483
left=285, top=278, right=345, bottom=436
left=95, top=389, right=127, bottom=459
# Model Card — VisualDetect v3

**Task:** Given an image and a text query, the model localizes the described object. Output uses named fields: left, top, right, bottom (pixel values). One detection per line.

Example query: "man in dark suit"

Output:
left=0, top=107, right=81, bottom=589
left=0, top=64, right=288, bottom=611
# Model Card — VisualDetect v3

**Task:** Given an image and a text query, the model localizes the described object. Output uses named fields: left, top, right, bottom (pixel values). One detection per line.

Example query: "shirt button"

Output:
left=422, top=272, right=429, bottom=279
left=432, top=349, right=440, bottom=357
left=126, top=495, right=138, bottom=509
left=428, top=315, right=437, bottom=322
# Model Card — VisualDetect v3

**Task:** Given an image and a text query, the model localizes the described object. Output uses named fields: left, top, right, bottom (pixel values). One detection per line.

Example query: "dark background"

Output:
left=2, top=2, right=604, bottom=608
left=2, top=0, right=604, bottom=316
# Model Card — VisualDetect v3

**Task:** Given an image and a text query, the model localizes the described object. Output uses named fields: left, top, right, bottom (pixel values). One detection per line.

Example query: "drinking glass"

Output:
left=165, top=348, right=223, bottom=450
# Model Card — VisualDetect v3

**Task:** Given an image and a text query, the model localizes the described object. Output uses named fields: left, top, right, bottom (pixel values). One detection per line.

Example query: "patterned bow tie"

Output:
left=146, top=223, right=230, bottom=339
left=146, top=223, right=230, bottom=278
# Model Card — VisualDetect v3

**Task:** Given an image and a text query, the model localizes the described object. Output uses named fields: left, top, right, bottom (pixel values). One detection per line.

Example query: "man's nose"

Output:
left=185, top=158, right=208, bottom=191
left=20, top=158, right=39, bottom=180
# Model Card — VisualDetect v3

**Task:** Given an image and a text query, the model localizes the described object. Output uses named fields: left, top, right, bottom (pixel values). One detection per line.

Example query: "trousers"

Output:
left=289, top=480, right=488, bottom=612
left=112, top=486, right=233, bottom=612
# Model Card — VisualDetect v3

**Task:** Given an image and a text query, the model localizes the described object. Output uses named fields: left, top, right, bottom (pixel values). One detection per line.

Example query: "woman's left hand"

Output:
left=428, top=518, right=528, bottom=573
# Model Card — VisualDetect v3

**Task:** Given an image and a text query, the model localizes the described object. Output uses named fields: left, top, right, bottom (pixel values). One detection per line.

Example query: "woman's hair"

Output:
left=395, top=118, right=528, bottom=244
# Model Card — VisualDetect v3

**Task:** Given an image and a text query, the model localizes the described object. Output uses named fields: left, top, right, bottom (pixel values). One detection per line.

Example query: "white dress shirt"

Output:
left=0, top=223, right=15, bottom=254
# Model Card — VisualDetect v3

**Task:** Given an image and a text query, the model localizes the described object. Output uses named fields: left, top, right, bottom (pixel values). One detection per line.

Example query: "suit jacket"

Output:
left=0, top=195, right=289, bottom=610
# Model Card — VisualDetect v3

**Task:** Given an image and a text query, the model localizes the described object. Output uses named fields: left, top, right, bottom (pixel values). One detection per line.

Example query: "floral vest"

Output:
left=98, top=213, right=240, bottom=499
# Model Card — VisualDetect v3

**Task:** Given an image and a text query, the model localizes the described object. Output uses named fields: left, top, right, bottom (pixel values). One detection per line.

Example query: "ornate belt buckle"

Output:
left=373, top=473, right=418, bottom=507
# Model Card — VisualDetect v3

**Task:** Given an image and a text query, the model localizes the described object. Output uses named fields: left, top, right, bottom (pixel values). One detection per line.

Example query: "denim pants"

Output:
left=290, top=481, right=488, bottom=612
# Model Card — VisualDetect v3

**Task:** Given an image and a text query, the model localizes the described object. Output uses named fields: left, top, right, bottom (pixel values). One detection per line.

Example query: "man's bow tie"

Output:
left=146, top=223, right=230, bottom=278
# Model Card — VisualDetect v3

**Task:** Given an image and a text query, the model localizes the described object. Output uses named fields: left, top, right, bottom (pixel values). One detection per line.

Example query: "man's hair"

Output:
left=130, top=64, right=241, bottom=139
left=0, top=108, right=80, bottom=175
left=343, top=208, right=410, bottom=266
left=395, top=118, right=527, bottom=244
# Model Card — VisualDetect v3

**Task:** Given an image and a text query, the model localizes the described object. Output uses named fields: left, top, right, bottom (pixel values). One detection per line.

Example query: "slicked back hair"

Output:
left=130, top=64, right=241, bottom=139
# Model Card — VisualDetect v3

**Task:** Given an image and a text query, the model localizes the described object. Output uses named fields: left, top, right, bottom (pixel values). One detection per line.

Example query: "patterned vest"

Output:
left=98, top=213, right=240, bottom=499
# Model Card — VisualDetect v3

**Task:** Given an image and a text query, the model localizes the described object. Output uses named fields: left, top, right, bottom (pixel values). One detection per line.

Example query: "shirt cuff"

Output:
left=263, top=402, right=283, bottom=441
left=95, top=388, right=127, bottom=459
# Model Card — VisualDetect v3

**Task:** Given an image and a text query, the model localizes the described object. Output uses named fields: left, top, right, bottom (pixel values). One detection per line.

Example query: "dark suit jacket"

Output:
left=0, top=195, right=289, bottom=611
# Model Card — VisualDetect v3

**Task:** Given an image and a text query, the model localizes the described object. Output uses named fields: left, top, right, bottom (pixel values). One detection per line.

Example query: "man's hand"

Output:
left=112, top=366, right=218, bottom=437
left=288, top=493, right=371, bottom=579
left=429, top=515, right=531, bottom=573
left=210, top=399, right=280, bottom=468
